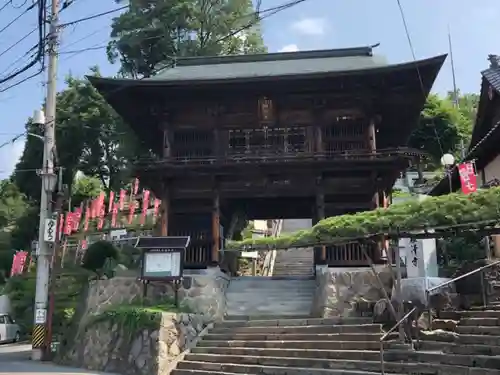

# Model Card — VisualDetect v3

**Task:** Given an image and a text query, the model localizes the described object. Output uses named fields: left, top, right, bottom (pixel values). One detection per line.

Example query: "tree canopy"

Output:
left=107, top=0, right=266, bottom=78
left=226, top=187, right=500, bottom=250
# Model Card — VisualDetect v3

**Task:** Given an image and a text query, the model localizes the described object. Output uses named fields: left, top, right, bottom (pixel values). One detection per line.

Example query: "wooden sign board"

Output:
left=136, top=236, right=190, bottom=282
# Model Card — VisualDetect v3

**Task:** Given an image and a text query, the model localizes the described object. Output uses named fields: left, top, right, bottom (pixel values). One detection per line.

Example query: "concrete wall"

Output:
left=281, top=219, right=313, bottom=233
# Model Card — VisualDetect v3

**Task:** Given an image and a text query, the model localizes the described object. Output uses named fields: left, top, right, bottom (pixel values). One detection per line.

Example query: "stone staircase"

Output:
left=423, top=301, right=500, bottom=358
left=172, top=315, right=500, bottom=375
left=224, top=277, right=315, bottom=317
left=272, top=247, right=315, bottom=277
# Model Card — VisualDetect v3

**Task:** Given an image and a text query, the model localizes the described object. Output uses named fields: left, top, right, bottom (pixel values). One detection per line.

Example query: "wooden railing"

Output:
left=324, top=241, right=380, bottom=266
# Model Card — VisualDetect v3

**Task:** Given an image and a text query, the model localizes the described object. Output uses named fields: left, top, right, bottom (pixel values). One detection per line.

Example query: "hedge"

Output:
left=226, top=187, right=500, bottom=250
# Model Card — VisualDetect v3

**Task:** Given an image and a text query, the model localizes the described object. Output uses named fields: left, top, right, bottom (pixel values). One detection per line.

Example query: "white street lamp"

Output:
left=440, top=153, right=455, bottom=167
left=440, top=153, right=456, bottom=193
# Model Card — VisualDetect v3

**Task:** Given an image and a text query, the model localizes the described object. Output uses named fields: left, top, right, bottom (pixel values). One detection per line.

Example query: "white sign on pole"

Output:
left=43, top=218, right=57, bottom=243
left=35, top=308, right=47, bottom=324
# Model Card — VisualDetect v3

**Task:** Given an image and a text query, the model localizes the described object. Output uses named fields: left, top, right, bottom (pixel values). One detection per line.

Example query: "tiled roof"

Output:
left=147, top=47, right=388, bottom=82
left=481, top=67, right=500, bottom=94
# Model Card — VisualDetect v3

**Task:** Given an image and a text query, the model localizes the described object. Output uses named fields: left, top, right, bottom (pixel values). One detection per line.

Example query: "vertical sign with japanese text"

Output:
left=458, top=162, right=477, bottom=195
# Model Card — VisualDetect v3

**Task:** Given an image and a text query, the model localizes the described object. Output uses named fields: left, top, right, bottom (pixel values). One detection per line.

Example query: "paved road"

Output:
left=0, top=343, right=114, bottom=374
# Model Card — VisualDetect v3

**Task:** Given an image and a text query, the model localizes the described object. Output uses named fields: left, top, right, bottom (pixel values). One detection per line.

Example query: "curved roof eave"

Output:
left=87, top=54, right=447, bottom=90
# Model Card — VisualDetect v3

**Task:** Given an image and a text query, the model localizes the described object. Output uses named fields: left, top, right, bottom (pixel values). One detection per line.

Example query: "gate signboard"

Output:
left=135, top=236, right=189, bottom=281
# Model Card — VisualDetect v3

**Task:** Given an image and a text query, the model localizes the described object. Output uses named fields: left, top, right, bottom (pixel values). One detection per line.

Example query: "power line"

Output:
left=59, top=0, right=307, bottom=57
left=0, top=0, right=46, bottom=86
left=59, top=5, right=127, bottom=28
left=395, top=0, right=444, bottom=157
left=0, top=1, right=37, bottom=36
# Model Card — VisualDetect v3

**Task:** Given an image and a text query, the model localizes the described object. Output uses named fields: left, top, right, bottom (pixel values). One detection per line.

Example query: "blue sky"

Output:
left=0, top=0, right=498, bottom=179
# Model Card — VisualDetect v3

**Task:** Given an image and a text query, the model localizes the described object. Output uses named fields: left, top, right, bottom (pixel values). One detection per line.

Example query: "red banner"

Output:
left=64, top=213, right=74, bottom=235
left=111, top=205, right=118, bottom=227
left=140, top=190, right=150, bottom=225
left=133, top=178, right=139, bottom=196
left=108, top=191, right=115, bottom=213
left=458, top=161, right=477, bottom=195
left=83, top=206, right=90, bottom=232
left=10, top=251, right=28, bottom=277
left=119, top=189, right=126, bottom=210
left=72, top=207, right=82, bottom=232
left=153, top=199, right=161, bottom=220
left=128, top=201, right=136, bottom=225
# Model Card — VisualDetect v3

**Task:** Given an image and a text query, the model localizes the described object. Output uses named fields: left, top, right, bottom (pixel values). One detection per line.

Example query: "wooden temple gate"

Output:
left=89, top=47, right=445, bottom=269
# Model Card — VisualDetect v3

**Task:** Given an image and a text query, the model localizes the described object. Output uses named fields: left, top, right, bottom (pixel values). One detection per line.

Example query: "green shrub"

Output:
left=227, top=187, right=500, bottom=250
left=81, top=240, right=119, bottom=276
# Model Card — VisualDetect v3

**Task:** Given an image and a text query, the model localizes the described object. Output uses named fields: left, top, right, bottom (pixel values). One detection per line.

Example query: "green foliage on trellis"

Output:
left=226, top=187, right=500, bottom=250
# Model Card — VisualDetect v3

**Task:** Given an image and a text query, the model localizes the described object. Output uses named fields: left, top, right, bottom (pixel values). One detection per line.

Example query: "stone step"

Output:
left=202, top=332, right=388, bottom=342
left=209, top=323, right=381, bottom=335
left=172, top=368, right=386, bottom=375
left=470, top=304, right=500, bottom=311
left=225, top=291, right=315, bottom=298
left=387, top=350, right=500, bottom=369
left=458, top=334, right=500, bottom=346
left=191, top=347, right=384, bottom=359
left=460, top=317, right=500, bottom=326
left=216, top=317, right=373, bottom=328
left=195, top=340, right=388, bottom=351
left=177, top=355, right=499, bottom=375
left=444, top=343, right=500, bottom=356
left=456, top=325, right=500, bottom=335
left=223, top=314, right=312, bottom=321
left=441, top=310, right=500, bottom=319
left=225, top=302, right=312, bottom=310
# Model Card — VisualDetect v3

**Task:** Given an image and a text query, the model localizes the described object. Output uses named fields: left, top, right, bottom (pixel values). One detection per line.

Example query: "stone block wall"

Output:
left=84, top=268, right=229, bottom=322
left=312, top=265, right=393, bottom=317
left=59, top=312, right=207, bottom=375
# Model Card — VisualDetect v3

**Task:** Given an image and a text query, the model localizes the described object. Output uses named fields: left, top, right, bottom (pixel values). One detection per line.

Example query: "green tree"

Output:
left=0, top=180, right=27, bottom=228
left=107, top=0, right=267, bottom=78
left=446, top=90, right=479, bottom=147
left=409, top=94, right=463, bottom=169
left=71, top=175, right=103, bottom=208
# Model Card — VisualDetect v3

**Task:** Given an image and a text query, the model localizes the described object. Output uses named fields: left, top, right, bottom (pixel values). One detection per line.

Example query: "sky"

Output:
left=0, top=0, right=498, bottom=179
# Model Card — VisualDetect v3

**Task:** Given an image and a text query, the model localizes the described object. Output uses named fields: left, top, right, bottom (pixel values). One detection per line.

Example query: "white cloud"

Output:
left=0, top=138, right=25, bottom=179
left=278, top=44, right=299, bottom=52
left=290, top=18, right=327, bottom=36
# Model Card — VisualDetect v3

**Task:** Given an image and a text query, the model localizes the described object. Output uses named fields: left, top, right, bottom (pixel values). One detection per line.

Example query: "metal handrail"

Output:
left=379, top=306, right=417, bottom=375
left=427, top=259, right=500, bottom=294
left=425, top=259, right=500, bottom=329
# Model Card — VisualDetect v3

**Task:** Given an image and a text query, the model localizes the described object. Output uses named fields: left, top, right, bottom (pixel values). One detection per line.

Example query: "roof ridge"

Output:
left=175, top=46, right=375, bottom=67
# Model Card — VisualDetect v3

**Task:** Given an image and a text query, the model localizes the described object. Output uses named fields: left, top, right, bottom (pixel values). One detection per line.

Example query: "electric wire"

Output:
left=395, top=0, right=444, bottom=157
left=0, top=0, right=37, bottom=36
left=58, top=0, right=306, bottom=56
left=59, top=5, right=128, bottom=28
left=0, top=0, right=46, bottom=86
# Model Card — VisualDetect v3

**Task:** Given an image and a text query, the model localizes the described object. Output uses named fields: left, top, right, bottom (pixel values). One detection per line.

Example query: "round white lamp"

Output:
left=440, top=153, right=455, bottom=167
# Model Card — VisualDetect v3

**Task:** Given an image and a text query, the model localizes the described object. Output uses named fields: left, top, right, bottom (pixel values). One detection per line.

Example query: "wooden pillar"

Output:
left=211, top=185, right=221, bottom=265
left=315, top=176, right=326, bottom=263
left=315, top=125, right=324, bottom=153
left=160, top=186, right=170, bottom=236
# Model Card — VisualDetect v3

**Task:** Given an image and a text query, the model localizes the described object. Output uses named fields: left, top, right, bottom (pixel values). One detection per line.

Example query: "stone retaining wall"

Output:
left=312, top=265, right=393, bottom=317
left=59, top=312, right=207, bottom=375
left=84, top=268, right=229, bottom=321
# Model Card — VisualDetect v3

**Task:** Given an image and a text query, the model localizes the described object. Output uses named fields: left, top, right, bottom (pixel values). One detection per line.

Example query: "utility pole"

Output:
left=32, top=0, right=60, bottom=362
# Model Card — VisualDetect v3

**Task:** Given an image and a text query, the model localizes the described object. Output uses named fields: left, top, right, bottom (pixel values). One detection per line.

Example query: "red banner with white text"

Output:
left=458, top=161, right=477, bottom=195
